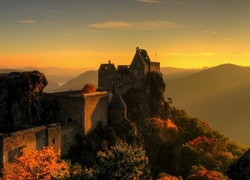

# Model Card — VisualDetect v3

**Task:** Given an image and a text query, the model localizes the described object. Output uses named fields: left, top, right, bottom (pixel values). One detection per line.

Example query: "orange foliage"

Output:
left=3, top=147, right=70, bottom=180
left=81, top=83, right=96, bottom=94
left=158, top=175, right=183, bottom=180
left=166, top=119, right=178, bottom=130
left=188, top=169, right=226, bottom=180
left=188, top=136, right=211, bottom=147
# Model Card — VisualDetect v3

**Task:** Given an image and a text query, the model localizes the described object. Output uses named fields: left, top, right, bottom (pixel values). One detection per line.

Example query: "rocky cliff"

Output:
left=0, top=71, right=48, bottom=132
left=123, top=72, right=170, bottom=123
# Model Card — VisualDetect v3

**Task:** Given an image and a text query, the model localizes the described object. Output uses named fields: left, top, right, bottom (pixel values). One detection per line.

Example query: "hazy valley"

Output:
left=6, top=63, right=248, bottom=146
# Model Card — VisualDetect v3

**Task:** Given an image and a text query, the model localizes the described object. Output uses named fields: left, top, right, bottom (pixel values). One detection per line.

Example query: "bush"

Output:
left=81, top=83, right=96, bottom=94
left=3, top=147, right=71, bottom=180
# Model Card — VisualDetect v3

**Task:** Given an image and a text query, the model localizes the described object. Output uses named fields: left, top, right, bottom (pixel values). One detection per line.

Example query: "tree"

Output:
left=178, top=136, right=237, bottom=178
left=157, top=173, right=183, bottom=180
left=84, top=140, right=149, bottom=180
left=140, top=118, right=179, bottom=177
left=81, top=83, right=97, bottom=94
left=187, top=165, right=228, bottom=180
left=3, top=147, right=71, bottom=180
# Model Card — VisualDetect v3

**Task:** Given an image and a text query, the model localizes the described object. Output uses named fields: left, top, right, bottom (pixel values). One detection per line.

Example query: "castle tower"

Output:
left=98, top=60, right=116, bottom=92
left=130, top=47, right=151, bottom=80
left=109, top=92, right=127, bottom=126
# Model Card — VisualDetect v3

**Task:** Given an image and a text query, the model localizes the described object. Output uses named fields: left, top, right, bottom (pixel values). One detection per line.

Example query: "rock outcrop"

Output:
left=0, top=71, right=48, bottom=132
left=227, top=148, right=250, bottom=179
left=123, top=72, right=169, bottom=123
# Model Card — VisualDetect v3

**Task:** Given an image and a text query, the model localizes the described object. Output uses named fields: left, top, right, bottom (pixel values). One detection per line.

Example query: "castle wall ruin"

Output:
left=43, top=91, right=109, bottom=152
left=0, top=124, right=61, bottom=169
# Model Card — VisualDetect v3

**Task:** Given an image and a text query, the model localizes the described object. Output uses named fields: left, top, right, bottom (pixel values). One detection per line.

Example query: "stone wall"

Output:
left=46, top=124, right=61, bottom=153
left=0, top=124, right=61, bottom=169
left=44, top=91, right=109, bottom=135
left=61, top=122, right=78, bottom=156
left=43, top=91, right=84, bottom=126
left=83, top=92, right=109, bottom=135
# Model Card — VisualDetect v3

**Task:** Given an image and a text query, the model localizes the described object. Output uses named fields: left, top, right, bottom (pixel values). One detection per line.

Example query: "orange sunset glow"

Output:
left=1, top=0, right=250, bottom=69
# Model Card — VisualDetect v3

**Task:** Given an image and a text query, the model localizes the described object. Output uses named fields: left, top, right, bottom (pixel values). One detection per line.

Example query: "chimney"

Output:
left=109, top=60, right=111, bottom=69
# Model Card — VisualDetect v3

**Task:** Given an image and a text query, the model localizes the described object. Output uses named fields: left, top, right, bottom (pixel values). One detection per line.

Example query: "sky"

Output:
left=1, top=0, right=250, bottom=69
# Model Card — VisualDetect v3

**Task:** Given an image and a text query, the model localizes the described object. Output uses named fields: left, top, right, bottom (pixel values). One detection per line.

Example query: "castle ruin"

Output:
left=98, top=47, right=160, bottom=94
left=0, top=47, right=159, bottom=169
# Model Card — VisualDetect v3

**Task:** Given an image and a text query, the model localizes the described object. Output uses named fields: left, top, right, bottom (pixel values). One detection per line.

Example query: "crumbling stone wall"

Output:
left=0, top=124, right=61, bottom=169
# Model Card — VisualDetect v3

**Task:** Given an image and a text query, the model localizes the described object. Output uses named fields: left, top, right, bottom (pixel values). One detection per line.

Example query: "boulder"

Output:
left=0, top=71, right=47, bottom=132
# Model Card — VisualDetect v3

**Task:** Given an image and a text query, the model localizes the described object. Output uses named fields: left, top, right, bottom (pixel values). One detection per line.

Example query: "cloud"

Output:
left=74, top=28, right=102, bottom=33
left=136, top=0, right=162, bottom=3
left=17, top=19, right=36, bottom=24
left=88, top=20, right=182, bottom=31
left=138, top=20, right=182, bottom=29
left=204, top=30, right=217, bottom=34
left=89, top=21, right=130, bottom=29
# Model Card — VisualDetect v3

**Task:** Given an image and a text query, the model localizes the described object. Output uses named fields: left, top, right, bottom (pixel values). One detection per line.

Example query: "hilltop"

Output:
left=165, top=63, right=250, bottom=145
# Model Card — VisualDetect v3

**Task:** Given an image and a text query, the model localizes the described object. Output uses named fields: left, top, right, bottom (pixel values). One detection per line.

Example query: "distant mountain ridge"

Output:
left=165, top=63, right=250, bottom=145
left=55, top=67, right=200, bottom=92
left=55, top=70, right=98, bottom=92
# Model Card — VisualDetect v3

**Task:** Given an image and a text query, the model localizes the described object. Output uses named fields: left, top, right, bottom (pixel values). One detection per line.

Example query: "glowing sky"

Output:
left=1, top=0, right=250, bottom=69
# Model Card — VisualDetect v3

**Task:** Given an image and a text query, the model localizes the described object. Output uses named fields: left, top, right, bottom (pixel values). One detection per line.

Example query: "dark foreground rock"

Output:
left=227, top=148, right=250, bottom=180
left=0, top=71, right=47, bottom=132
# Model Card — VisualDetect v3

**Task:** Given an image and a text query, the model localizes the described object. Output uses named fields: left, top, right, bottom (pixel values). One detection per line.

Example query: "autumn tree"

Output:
left=140, top=118, right=179, bottom=177
left=157, top=173, right=183, bottom=180
left=3, top=147, right=73, bottom=180
left=187, top=165, right=228, bottom=180
left=83, top=140, right=149, bottom=180
left=81, top=83, right=97, bottom=94
left=178, top=136, right=238, bottom=178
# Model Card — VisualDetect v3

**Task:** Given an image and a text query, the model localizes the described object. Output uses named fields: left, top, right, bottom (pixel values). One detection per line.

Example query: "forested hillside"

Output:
left=165, top=64, right=250, bottom=146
